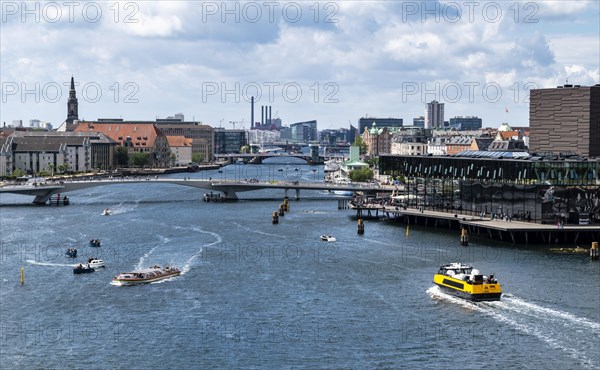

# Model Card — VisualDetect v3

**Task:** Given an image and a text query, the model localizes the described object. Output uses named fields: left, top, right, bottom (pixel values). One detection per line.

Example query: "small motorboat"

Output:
left=87, top=257, right=105, bottom=269
left=66, top=248, right=77, bottom=258
left=73, top=263, right=95, bottom=274
left=102, top=208, right=111, bottom=216
left=320, top=235, right=336, bottom=242
left=89, top=239, right=101, bottom=247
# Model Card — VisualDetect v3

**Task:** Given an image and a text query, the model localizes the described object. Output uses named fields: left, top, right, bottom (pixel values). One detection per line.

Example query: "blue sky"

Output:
left=1, top=0, right=598, bottom=130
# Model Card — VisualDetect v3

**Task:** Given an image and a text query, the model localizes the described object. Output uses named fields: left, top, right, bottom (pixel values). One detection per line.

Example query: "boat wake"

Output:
left=26, top=260, right=76, bottom=267
left=108, top=200, right=140, bottom=215
left=180, top=226, right=222, bottom=275
left=135, top=246, right=159, bottom=270
left=233, top=222, right=285, bottom=238
left=427, top=286, right=599, bottom=368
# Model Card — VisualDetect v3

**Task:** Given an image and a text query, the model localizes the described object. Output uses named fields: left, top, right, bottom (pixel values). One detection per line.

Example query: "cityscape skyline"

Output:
left=1, top=1, right=599, bottom=129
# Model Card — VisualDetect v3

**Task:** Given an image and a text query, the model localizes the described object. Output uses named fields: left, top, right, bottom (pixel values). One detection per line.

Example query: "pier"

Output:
left=350, top=203, right=600, bottom=245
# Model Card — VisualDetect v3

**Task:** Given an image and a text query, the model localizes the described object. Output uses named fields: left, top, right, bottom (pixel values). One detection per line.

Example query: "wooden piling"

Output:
left=357, top=218, right=364, bottom=235
left=460, top=228, right=469, bottom=246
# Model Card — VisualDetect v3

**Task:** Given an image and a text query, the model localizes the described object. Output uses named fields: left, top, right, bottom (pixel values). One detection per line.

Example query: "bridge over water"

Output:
left=213, top=152, right=345, bottom=165
left=0, top=178, right=399, bottom=204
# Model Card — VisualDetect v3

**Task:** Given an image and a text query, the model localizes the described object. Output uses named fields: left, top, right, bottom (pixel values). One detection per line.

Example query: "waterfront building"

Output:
left=213, top=128, right=247, bottom=154
left=154, top=120, right=214, bottom=162
left=247, top=129, right=280, bottom=146
left=74, top=121, right=170, bottom=168
left=9, top=132, right=91, bottom=175
left=166, top=136, right=193, bottom=166
left=0, top=137, right=13, bottom=176
left=380, top=153, right=600, bottom=224
left=425, top=101, right=444, bottom=129
left=290, top=120, right=318, bottom=143
left=358, top=117, right=403, bottom=134
left=279, top=127, right=292, bottom=141
left=449, top=116, right=482, bottom=130
left=13, top=131, right=117, bottom=171
left=362, top=122, right=396, bottom=156
left=320, top=128, right=354, bottom=146
left=529, top=84, right=600, bottom=157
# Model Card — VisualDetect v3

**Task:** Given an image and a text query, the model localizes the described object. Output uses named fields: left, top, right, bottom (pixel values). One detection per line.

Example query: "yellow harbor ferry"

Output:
left=433, top=262, right=502, bottom=301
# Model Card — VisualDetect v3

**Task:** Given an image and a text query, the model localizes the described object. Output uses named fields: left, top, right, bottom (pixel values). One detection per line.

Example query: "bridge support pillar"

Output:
left=223, top=187, right=238, bottom=201
left=295, top=189, right=300, bottom=200
left=33, top=194, right=51, bottom=205
left=284, top=189, right=289, bottom=198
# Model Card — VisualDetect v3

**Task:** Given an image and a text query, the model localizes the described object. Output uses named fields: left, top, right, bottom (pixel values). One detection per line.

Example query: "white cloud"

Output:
left=0, top=1, right=598, bottom=129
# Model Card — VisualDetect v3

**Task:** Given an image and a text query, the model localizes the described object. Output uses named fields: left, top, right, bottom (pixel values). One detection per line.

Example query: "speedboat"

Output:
left=433, top=262, right=502, bottom=301
left=89, top=239, right=101, bottom=247
left=111, top=265, right=181, bottom=286
left=66, top=248, right=77, bottom=258
left=320, top=235, right=336, bottom=242
left=102, top=208, right=111, bottom=216
left=87, top=258, right=105, bottom=269
left=73, top=263, right=95, bottom=274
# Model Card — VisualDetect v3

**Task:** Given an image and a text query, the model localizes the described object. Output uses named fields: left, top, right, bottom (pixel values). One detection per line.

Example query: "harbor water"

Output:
left=1, top=161, right=599, bottom=369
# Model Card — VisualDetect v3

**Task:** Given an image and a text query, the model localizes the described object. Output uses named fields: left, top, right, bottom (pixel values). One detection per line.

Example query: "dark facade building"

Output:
left=412, top=116, right=425, bottom=128
left=449, top=116, right=482, bottom=131
left=379, top=153, right=600, bottom=225
left=319, top=128, right=354, bottom=145
left=290, top=120, right=317, bottom=142
left=358, top=118, right=403, bottom=134
left=213, top=128, right=247, bottom=154
left=529, top=84, right=600, bottom=157
left=279, top=127, right=292, bottom=141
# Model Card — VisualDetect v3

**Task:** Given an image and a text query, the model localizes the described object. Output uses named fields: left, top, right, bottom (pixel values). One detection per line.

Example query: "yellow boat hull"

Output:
left=433, top=274, right=502, bottom=301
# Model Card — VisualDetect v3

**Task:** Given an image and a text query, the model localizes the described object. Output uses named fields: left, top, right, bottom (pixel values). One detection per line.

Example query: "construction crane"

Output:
left=229, top=118, right=245, bottom=129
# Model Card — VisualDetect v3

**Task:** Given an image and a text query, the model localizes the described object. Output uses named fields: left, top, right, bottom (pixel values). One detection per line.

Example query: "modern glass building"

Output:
left=379, top=153, right=600, bottom=224
left=213, top=129, right=247, bottom=155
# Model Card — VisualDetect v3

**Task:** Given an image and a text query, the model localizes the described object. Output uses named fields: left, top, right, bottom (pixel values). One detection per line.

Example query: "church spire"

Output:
left=66, top=75, right=79, bottom=127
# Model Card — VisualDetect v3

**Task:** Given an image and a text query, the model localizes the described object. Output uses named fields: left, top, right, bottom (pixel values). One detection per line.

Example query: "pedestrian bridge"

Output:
left=0, top=178, right=399, bottom=204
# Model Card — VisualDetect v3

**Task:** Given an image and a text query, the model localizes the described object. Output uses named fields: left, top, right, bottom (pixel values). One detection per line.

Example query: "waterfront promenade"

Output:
left=350, top=202, right=600, bottom=245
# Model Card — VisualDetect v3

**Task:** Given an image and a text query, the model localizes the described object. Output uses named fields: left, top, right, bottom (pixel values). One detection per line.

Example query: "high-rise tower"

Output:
left=425, top=100, right=444, bottom=129
left=66, top=76, right=79, bottom=125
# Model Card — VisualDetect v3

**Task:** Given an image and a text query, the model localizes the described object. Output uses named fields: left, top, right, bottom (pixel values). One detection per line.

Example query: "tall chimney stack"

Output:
left=261, top=106, right=264, bottom=127
left=251, top=96, right=254, bottom=129
left=269, top=106, right=272, bottom=127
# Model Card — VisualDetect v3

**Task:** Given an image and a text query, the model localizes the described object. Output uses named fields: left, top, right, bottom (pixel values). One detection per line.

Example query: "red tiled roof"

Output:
left=74, top=121, right=163, bottom=147
left=166, top=136, right=192, bottom=147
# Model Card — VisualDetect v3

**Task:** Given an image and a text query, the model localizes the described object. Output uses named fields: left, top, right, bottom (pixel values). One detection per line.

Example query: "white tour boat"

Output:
left=111, top=265, right=181, bottom=286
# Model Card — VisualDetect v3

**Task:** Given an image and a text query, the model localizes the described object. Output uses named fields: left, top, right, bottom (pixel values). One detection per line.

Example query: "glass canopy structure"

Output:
left=379, top=153, right=600, bottom=224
